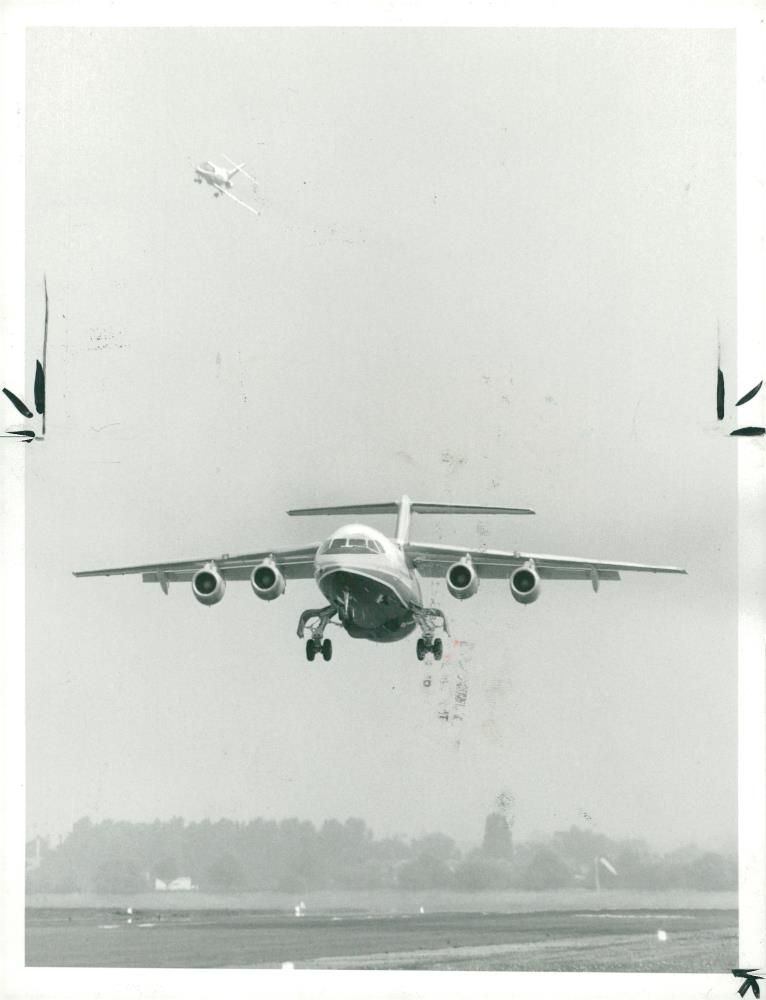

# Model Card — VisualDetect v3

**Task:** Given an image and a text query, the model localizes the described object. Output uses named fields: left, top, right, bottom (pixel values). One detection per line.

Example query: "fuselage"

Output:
left=314, top=524, right=422, bottom=642
left=195, top=162, right=231, bottom=187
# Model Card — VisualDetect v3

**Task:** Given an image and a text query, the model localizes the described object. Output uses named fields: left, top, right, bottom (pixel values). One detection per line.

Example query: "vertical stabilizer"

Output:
left=395, top=495, right=413, bottom=544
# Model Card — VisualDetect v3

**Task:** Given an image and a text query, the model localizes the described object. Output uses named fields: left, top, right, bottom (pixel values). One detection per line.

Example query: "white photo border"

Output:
left=1, top=2, right=763, bottom=999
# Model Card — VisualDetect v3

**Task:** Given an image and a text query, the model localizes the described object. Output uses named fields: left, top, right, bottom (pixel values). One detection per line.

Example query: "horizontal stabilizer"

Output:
left=410, top=502, right=534, bottom=516
left=288, top=495, right=535, bottom=543
left=288, top=503, right=399, bottom=517
left=288, top=501, right=535, bottom=517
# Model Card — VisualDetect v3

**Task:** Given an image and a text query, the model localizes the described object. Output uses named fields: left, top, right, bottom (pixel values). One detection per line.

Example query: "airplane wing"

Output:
left=73, top=544, right=319, bottom=588
left=217, top=184, right=260, bottom=216
left=405, top=541, right=686, bottom=583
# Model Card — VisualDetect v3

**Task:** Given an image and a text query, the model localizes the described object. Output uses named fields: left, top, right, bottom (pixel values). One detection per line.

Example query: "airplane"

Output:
left=74, top=495, right=686, bottom=663
left=193, top=155, right=259, bottom=215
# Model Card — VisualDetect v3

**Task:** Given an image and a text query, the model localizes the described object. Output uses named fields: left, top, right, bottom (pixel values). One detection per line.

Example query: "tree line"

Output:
left=26, top=813, right=736, bottom=894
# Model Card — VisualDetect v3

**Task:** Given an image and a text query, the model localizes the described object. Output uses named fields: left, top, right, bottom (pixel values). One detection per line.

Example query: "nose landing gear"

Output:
left=305, top=637, right=333, bottom=661
left=413, top=606, right=449, bottom=662
left=298, top=606, right=337, bottom=662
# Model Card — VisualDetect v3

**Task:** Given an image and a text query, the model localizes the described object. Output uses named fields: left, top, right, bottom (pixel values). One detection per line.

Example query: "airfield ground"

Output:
left=25, top=890, right=736, bottom=971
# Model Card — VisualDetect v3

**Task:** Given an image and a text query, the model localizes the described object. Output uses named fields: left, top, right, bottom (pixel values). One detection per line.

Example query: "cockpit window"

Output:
left=319, top=536, right=384, bottom=555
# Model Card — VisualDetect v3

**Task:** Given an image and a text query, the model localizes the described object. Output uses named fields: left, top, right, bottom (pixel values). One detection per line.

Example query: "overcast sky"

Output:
left=23, top=26, right=737, bottom=853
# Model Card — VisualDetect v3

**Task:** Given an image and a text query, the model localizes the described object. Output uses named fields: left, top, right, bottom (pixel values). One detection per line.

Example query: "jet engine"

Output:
left=192, top=563, right=226, bottom=606
left=250, top=560, right=286, bottom=601
left=446, top=560, right=480, bottom=600
left=510, top=564, right=540, bottom=604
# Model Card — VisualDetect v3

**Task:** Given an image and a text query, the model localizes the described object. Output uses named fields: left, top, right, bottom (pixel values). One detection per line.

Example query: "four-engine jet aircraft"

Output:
left=74, top=495, right=686, bottom=663
left=194, top=159, right=244, bottom=189
left=193, top=155, right=259, bottom=215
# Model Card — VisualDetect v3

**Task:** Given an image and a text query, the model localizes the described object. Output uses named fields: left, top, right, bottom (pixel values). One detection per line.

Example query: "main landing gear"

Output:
left=297, top=606, right=337, bottom=662
left=412, top=606, right=449, bottom=662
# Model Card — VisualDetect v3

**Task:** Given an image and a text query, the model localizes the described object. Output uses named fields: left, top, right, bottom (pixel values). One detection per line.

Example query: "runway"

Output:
left=26, top=906, right=736, bottom=971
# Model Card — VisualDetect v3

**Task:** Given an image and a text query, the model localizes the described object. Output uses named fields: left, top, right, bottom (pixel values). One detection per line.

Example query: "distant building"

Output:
left=154, top=876, right=197, bottom=891
left=482, top=812, right=513, bottom=860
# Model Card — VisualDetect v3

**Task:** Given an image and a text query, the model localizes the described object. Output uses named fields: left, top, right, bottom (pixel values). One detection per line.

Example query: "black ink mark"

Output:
left=39, top=274, right=48, bottom=434
left=736, top=381, right=763, bottom=407
left=34, top=361, right=45, bottom=415
left=2, top=387, right=33, bottom=418
left=717, top=329, right=763, bottom=435
left=5, top=429, right=35, bottom=442
left=717, top=368, right=725, bottom=420
left=733, top=969, right=764, bottom=998
left=2, top=275, right=49, bottom=442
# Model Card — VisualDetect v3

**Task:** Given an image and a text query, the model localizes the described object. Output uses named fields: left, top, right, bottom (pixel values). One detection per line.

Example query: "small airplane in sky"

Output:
left=74, top=495, right=686, bottom=663
left=193, top=154, right=259, bottom=215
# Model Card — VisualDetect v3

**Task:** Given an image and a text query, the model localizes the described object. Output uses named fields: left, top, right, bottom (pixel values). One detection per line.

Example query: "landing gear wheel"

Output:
left=433, top=638, right=443, bottom=661
left=306, top=640, right=316, bottom=662
left=321, top=638, right=333, bottom=662
left=423, top=677, right=432, bottom=688
left=416, top=637, right=427, bottom=661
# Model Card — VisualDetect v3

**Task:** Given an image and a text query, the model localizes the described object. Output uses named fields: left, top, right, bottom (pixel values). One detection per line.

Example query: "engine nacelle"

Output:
left=446, top=559, right=480, bottom=600
left=510, top=564, right=540, bottom=604
left=250, top=560, right=286, bottom=601
left=192, top=563, right=226, bottom=606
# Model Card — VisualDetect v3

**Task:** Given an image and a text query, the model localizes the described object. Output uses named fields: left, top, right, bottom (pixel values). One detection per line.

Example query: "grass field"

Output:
left=26, top=890, right=737, bottom=971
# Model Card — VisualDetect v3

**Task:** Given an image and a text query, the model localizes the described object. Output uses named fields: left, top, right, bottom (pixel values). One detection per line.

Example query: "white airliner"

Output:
left=193, top=155, right=259, bottom=215
left=74, top=495, right=686, bottom=663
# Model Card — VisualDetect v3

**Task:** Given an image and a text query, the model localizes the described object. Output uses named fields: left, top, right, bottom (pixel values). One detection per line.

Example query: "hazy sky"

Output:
left=24, top=27, right=737, bottom=852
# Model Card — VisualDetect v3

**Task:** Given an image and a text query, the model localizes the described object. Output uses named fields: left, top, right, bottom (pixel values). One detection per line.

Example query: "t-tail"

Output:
left=226, top=162, right=245, bottom=181
left=287, top=494, right=535, bottom=543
